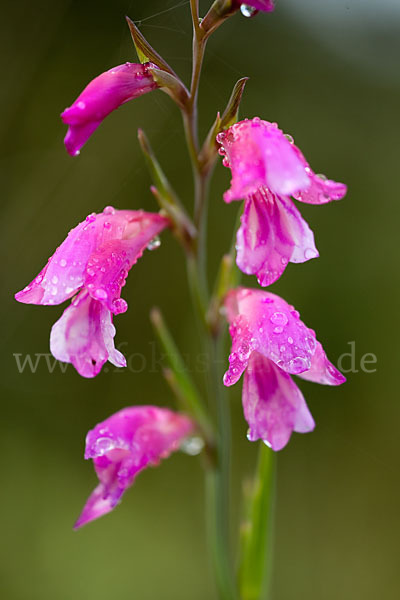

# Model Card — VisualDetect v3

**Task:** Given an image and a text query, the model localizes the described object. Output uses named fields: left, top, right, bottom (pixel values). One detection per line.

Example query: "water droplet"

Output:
left=147, top=236, right=161, bottom=251
left=270, top=312, right=288, bottom=326
left=94, top=437, right=114, bottom=455
left=316, top=173, right=327, bottom=181
left=59, top=259, right=67, bottom=267
left=112, top=298, right=128, bottom=314
left=77, top=101, right=86, bottom=110
left=263, top=439, right=272, bottom=449
left=51, top=275, right=58, bottom=285
left=288, top=336, right=294, bottom=345
left=284, top=134, right=294, bottom=144
left=180, top=436, right=205, bottom=456
left=103, top=206, right=115, bottom=215
left=104, top=221, right=111, bottom=229
left=93, top=288, right=108, bottom=300
left=240, top=4, right=258, bottom=17
left=86, top=212, right=96, bottom=223
left=291, top=310, right=300, bottom=320
left=50, top=286, right=57, bottom=296
left=288, top=356, right=309, bottom=374
left=274, top=326, right=283, bottom=334
left=86, top=267, right=95, bottom=277
left=304, top=247, right=318, bottom=260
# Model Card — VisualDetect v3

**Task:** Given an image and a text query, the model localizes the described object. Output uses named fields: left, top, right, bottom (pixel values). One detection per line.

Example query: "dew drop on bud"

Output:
left=240, top=4, right=258, bottom=18
left=147, top=236, right=161, bottom=251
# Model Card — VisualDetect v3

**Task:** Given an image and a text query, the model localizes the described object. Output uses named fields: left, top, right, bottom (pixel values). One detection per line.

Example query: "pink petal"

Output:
left=297, top=341, right=346, bottom=385
left=75, top=406, right=194, bottom=528
left=224, top=288, right=317, bottom=376
left=291, top=145, right=347, bottom=205
left=84, top=212, right=168, bottom=314
left=61, top=62, right=158, bottom=156
left=236, top=190, right=318, bottom=286
left=15, top=208, right=167, bottom=307
left=243, top=352, right=314, bottom=451
left=50, top=291, right=126, bottom=378
left=217, top=119, right=309, bottom=202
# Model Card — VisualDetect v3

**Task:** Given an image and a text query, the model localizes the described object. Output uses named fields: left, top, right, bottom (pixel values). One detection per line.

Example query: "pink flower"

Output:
left=217, top=118, right=347, bottom=286
left=233, top=1, right=275, bottom=12
left=223, top=287, right=345, bottom=450
left=75, top=406, right=194, bottom=529
left=61, top=62, right=158, bottom=156
left=15, top=207, right=168, bottom=377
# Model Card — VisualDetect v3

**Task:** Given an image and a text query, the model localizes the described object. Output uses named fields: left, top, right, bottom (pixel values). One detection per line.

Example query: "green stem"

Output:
left=181, top=5, right=238, bottom=598
left=239, top=444, right=276, bottom=600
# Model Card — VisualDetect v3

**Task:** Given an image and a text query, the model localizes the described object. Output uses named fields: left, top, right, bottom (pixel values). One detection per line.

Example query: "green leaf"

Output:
left=150, top=307, right=214, bottom=444
left=138, top=129, right=196, bottom=252
left=239, top=443, right=276, bottom=600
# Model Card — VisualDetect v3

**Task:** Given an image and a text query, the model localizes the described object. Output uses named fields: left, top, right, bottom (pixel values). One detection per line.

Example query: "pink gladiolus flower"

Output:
left=15, top=207, right=168, bottom=377
left=223, top=287, right=345, bottom=450
left=233, top=1, right=275, bottom=12
left=75, top=406, right=194, bottom=529
left=61, top=62, right=159, bottom=156
left=217, top=118, right=347, bottom=286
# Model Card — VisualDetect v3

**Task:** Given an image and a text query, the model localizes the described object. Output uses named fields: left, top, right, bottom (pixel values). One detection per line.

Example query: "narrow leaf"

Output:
left=138, top=129, right=196, bottom=251
left=150, top=307, right=214, bottom=443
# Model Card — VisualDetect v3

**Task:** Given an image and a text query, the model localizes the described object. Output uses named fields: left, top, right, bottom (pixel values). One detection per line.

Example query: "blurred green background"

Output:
left=1, top=1, right=399, bottom=598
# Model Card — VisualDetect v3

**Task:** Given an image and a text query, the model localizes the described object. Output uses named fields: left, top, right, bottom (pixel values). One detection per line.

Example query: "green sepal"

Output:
left=126, top=16, right=177, bottom=76
left=200, top=77, right=249, bottom=172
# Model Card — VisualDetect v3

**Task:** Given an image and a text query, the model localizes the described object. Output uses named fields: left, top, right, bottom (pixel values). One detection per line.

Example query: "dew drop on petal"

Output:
left=103, top=206, right=115, bottom=215
left=270, top=312, right=288, bottom=326
left=240, top=4, right=258, bottom=17
left=59, top=259, right=67, bottom=267
left=147, top=236, right=161, bottom=251
left=304, top=247, right=318, bottom=260
left=289, top=356, right=309, bottom=374
left=93, top=288, right=108, bottom=300
left=94, top=437, right=114, bottom=456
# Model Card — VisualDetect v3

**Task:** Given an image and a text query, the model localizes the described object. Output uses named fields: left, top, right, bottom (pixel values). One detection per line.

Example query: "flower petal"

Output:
left=15, top=208, right=165, bottom=307
left=243, top=352, right=314, bottom=451
left=297, top=341, right=346, bottom=385
left=291, top=146, right=347, bottom=205
left=84, top=212, right=168, bottom=314
left=236, top=190, right=318, bottom=286
left=225, top=288, right=318, bottom=376
left=61, top=62, right=158, bottom=156
left=217, top=119, right=309, bottom=202
left=75, top=406, right=194, bottom=528
left=50, top=291, right=126, bottom=378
